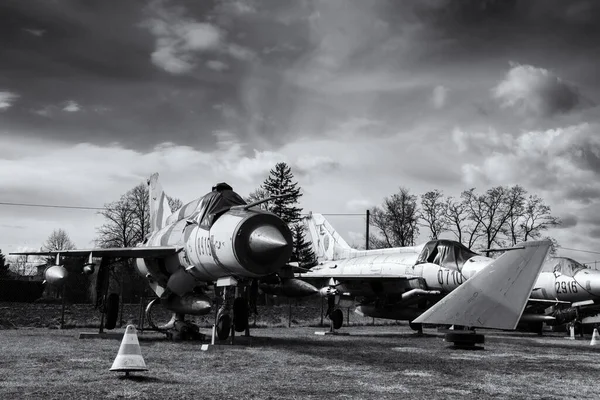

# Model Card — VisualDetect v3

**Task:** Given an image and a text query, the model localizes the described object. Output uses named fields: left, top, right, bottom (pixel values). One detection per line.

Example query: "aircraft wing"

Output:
left=413, top=240, right=551, bottom=330
left=296, top=266, right=411, bottom=280
left=10, top=246, right=183, bottom=259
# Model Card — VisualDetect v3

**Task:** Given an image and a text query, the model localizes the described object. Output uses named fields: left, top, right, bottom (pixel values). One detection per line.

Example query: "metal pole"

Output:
left=288, top=298, right=292, bottom=328
left=60, top=285, right=66, bottom=329
left=99, top=265, right=110, bottom=334
left=365, top=209, right=370, bottom=250
left=320, top=296, right=324, bottom=327
left=139, top=288, right=146, bottom=333
left=119, top=267, right=124, bottom=327
left=347, top=307, right=350, bottom=326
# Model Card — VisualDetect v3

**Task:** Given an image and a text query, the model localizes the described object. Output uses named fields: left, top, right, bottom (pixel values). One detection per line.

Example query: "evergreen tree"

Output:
left=291, top=223, right=316, bottom=268
left=0, top=249, right=9, bottom=279
left=262, top=162, right=302, bottom=225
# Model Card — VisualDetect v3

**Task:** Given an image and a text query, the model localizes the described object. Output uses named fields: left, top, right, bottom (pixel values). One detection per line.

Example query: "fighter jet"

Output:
left=522, top=257, right=600, bottom=333
left=295, top=213, right=553, bottom=333
left=11, top=173, right=297, bottom=340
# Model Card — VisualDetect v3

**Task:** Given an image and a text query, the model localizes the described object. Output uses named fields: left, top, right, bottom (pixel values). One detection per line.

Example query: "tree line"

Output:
left=370, top=186, right=561, bottom=253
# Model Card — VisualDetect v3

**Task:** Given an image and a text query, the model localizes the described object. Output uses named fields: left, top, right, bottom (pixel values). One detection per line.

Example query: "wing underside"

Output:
left=10, top=246, right=183, bottom=259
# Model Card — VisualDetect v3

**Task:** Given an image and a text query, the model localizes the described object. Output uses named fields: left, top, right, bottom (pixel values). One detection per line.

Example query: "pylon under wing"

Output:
left=413, top=240, right=551, bottom=330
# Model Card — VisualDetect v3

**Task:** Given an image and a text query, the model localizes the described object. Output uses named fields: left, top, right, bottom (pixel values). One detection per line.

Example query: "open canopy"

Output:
left=416, top=239, right=479, bottom=272
left=542, top=257, right=588, bottom=276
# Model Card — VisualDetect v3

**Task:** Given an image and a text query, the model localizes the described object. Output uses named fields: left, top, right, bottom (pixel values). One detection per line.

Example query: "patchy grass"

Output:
left=0, top=326, right=599, bottom=399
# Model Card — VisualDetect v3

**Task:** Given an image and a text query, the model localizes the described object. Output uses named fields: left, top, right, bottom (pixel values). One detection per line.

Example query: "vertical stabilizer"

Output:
left=302, top=212, right=355, bottom=261
left=413, top=240, right=551, bottom=330
left=148, top=173, right=171, bottom=233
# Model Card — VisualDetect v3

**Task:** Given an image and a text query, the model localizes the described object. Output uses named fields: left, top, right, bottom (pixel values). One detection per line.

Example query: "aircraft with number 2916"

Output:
left=11, top=173, right=316, bottom=340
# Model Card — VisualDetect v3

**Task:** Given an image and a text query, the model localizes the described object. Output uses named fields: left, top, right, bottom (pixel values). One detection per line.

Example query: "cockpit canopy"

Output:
left=416, top=239, right=479, bottom=272
left=166, top=184, right=247, bottom=228
left=542, top=257, right=587, bottom=276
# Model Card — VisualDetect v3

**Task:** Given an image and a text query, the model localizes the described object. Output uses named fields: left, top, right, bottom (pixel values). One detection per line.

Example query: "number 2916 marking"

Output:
left=555, top=281, right=578, bottom=294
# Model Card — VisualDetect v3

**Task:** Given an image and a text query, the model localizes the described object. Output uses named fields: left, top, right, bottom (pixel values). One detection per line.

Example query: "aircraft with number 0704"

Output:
left=293, top=213, right=600, bottom=335
left=11, top=173, right=318, bottom=341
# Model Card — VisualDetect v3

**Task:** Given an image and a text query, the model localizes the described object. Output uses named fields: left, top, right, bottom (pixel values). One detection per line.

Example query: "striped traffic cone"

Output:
left=590, top=328, right=599, bottom=346
left=110, top=325, right=147, bottom=375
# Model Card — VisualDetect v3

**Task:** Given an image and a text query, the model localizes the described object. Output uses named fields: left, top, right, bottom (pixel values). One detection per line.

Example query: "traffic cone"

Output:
left=110, top=325, right=147, bottom=375
left=590, top=328, right=599, bottom=346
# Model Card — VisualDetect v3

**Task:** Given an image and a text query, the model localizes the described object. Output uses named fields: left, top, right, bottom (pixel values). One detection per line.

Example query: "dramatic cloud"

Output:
left=62, top=100, right=81, bottom=113
left=492, top=63, right=586, bottom=117
left=454, top=123, right=599, bottom=193
left=142, top=1, right=223, bottom=74
left=0, top=91, right=19, bottom=110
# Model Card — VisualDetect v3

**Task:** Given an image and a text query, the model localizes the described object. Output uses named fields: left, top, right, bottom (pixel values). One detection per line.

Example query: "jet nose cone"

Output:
left=45, top=265, right=68, bottom=286
left=248, top=224, right=290, bottom=263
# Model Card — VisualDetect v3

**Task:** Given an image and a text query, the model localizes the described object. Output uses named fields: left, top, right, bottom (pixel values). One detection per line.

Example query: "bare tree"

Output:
left=168, top=196, right=183, bottom=213
left=42, top=229, right=76, bottom=252
left=503, top=185, right=527, bottom=245
left=521, top=195, right=561, bottom=241
left=245, top=187, right=271, bottom=211
left=95, top=182, right=183, bottom=248
left=95, top=197, right=137, bottom=248
left=420, top=190, right=447, bottom=240
left=370, top=187, right=420, bottom=248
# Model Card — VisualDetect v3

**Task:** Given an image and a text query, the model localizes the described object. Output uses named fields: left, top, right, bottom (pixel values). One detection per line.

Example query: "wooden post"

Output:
left=365, top=209, right=370, bottom=250
left=320, top=296, right=324, bottom=327
left=119, top=268, right=125, bottom=327
left=60, top=285, right=66, bottom=329
left=98, top=265, right=110, bottom=334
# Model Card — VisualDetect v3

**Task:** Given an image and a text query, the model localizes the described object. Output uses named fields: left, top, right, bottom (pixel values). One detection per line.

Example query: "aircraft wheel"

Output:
left=330, top=309, right=343, bottom=330
left=233, top=297, right=249, bottom=332
left=104, top=293, right=119, bottom=330
left=217, top=313, right=231, bottom=341
left=409, top=322, right=422, bottom=332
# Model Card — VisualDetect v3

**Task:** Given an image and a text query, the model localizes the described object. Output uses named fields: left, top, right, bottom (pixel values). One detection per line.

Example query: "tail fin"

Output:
left=302, top=212, right=355, bottom=261
left=413, top=240, right=551, bottom=330
left=148, top=173, right=171, bottom=233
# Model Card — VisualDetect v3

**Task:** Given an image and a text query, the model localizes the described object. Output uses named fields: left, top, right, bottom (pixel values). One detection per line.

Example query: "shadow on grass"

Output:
left=116, top=375, right=180, bottom=384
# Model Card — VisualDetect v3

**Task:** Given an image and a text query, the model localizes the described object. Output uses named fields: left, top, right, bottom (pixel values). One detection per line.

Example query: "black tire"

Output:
left=330, top=308, right=343, bottom=330
left=217, top=314, right=231, bottom=341
left=409, top=322, right=422, bottom=332
left=233, top=297, right=249, bottom=332
left=104, top=293, right=119, bottom=330
left=445, top=331, right=485, bottom=346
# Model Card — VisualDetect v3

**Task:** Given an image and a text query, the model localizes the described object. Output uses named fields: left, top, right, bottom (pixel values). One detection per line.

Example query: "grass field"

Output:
left=1, top=325, right=599, bottom=400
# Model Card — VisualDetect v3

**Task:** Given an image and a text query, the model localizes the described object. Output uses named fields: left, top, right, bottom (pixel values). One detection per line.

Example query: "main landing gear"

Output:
left=215, top=280, right=251, bottom=342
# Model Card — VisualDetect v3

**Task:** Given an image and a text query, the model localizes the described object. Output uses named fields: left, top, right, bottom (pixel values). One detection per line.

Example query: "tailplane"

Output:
left=148, top=173, right=171, bottom=233
left=302, top=212, right=356, bottom=261
left=414, top=240, right=551, bottom=330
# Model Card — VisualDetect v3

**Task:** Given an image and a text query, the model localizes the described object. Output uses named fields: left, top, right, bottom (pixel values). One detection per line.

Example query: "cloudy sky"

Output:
left=1, top=0, right=600, bottom=262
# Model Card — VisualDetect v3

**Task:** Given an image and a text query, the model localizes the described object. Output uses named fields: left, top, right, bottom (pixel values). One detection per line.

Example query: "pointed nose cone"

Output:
left=248, top=225, right=290, bottom=263
left=45, top=265, right=68, bottom=287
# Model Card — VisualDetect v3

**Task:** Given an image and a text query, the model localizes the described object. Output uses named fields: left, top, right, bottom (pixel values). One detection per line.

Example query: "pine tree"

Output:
left=0, top=249, right=9, bottom=279
left=291, top=223, right=316, bottom=268
left=262, top=162, right=302, bottom=224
